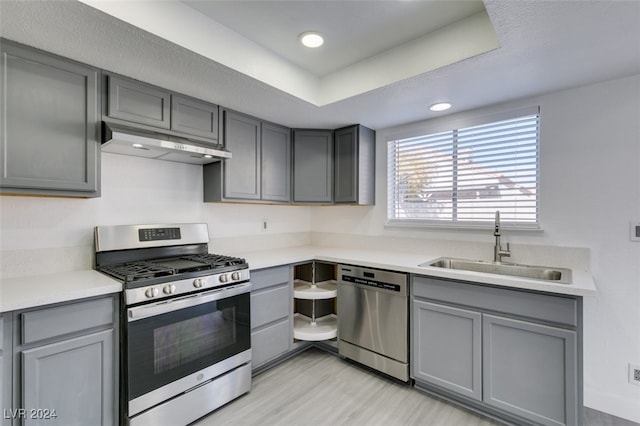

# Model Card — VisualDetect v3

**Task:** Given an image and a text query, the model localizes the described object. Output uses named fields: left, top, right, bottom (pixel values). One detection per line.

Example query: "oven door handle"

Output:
left=127, top=282, right=251, bottom=322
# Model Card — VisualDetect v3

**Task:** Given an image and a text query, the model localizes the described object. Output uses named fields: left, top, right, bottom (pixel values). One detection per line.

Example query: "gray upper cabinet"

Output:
left=292, top=129, right=333, bottom=203
left=171, top=94, right=219, bottom=139
left=0, top=40, right=100, bottom=197
left=106, top=74, right=170, bottom=129
left=334, top=125, right=375, bottom=205
left=204, top=110, right=290, bottom=203
left=105, top=73, right=220, bottom=144
left=222, top=110, right=261, bottom=200
left=261, top=122, right=291, bottom=202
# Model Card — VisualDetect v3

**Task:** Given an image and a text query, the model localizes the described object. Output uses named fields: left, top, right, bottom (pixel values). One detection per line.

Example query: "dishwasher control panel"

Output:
left=338, top=265, right=407, bottom=296
left=341, top=274, right=401, bottom=292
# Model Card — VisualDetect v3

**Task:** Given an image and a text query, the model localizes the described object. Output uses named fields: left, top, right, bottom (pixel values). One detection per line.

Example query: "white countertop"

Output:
left=0, top=270, right=121, bottom=313
left=0, top=245, right=596, bottom=313
left=242, top=245, right=597, bottom=297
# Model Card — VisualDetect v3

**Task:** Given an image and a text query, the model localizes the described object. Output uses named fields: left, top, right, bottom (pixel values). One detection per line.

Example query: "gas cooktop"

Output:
left=98, top=253, right=248, bottom=284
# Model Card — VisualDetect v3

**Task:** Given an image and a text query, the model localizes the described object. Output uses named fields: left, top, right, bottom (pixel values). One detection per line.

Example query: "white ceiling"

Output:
left=182, top=0, right=487, bottom=77
left=1, top=1, right=639, bottom=131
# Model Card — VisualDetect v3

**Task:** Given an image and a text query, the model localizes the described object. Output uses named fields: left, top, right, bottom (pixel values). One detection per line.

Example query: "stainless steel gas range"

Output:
left=94, top=223, right=251, bottom=426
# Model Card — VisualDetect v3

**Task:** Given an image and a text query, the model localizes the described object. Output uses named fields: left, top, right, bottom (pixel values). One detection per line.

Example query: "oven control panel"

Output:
left=125, top=268, right=251, bottom=305
left=138, top=227, right=182, bottom=242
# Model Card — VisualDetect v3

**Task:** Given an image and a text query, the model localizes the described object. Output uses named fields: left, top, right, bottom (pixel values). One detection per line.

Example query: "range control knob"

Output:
left=219, top=274, right=229, bottom=283
left=163, top=284, right=176, bottom=294
left=231, top=272, right=240, bottom=281
left=193, top=278, right=204, bottom=288
left=144, top=287, right=159, bottom=298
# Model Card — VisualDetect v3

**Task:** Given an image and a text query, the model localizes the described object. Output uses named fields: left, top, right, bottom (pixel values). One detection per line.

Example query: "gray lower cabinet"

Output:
left=204, top=110, right=290, bottom=203
left=0, top=40, right=100, bottom=197
left=334, top=125, right=375, bottom=205
left=292, top=130, right=333, bottom=203
left=1, top=315, right=10, bottom=426
left=411, top=275, right=581, bottom=426
left=250, top=266, right=293, bottom=371
left=483, top=314, right=577, bottom=426
left=412, top=300, right=482, bottom=401
left=21, top=330, right=113, bottom=426
left=4, top=295, right=118, bottom=426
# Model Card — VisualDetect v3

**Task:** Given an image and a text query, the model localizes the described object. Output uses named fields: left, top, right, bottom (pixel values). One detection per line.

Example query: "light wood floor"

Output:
left=194, top=347, right=499, bottom=425
left=194, top=347, right=638, bottom=426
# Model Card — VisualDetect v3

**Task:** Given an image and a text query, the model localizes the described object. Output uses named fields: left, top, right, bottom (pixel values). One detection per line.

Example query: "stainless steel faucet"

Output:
left=493, top=210, right=511, bottom=263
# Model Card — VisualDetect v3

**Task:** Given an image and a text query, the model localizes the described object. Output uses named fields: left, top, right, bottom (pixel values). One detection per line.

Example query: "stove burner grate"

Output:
left=99, top=261, right=176, bottom=282
left=181, top=253, right=247, bottom=268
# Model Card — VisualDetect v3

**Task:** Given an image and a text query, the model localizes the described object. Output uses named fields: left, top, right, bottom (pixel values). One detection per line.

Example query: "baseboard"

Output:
left=584, top=386, right=640, bottom=424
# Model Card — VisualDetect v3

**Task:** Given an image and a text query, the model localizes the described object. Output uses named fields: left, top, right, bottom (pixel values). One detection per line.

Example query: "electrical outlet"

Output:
left=629, top=363, right=640, bottom=386
left=631, top=222, right=640, bottom=242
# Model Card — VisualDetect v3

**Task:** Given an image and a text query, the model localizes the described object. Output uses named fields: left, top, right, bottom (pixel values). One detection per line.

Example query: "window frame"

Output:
left=386, top=106, right=541, bottom=230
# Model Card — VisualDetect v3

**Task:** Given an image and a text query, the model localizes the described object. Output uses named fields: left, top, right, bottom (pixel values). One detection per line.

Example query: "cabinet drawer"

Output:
left=251, top=284, right=290, bottom=329
left=251, top=320, right=290, bottom=368
left=251, top=266, right=290, bottom=291
left=412, top=276, right=577, bottom=327
left=21, top=297, right=114, bottom=344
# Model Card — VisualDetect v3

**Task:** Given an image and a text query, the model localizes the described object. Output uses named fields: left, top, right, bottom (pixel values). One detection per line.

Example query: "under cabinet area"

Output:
left=411, top=275, right=581, bottom=426
left=293, top=262, right=337, bottom=343
left=3, top=295, right=118, bottom=426
left=0, top=40, right=100, bottom=197
left=250, top=266, right=294, bottom=371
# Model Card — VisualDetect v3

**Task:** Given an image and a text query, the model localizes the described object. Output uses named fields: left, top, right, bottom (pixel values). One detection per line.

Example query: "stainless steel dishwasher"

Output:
left=337, top=264, right=409, bottom=381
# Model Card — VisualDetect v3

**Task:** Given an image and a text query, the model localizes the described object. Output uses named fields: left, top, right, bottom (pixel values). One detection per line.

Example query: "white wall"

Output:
left=0, top=153, right=311, bottom=277
left=311, top=74, right=640, bottom=422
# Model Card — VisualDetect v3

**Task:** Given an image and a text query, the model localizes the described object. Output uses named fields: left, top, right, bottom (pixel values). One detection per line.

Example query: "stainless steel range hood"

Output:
left=101, top=122, right=231, bottom=165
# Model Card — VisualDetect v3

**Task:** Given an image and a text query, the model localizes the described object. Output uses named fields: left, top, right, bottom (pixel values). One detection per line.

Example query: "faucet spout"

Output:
left=493, top=210, right=511, bottom=263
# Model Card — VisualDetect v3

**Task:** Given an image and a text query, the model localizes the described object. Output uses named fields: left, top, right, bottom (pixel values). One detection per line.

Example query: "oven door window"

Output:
left=126, top=292, right=250, bottom=400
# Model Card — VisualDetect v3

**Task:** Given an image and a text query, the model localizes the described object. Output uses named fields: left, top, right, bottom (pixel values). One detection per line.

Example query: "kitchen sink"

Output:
left=419, top=257, right=572, bottom=284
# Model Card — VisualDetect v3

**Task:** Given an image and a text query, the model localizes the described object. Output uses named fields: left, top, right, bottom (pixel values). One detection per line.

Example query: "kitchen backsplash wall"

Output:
left=0, top=153, right=311, bottom=279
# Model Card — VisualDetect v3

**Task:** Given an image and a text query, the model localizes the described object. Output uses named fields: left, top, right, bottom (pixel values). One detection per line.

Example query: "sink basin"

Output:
left=419, top=257, right=572, bottom=284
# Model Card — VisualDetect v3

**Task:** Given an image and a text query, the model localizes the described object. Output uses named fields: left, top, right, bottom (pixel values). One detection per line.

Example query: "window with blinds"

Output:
left=387, top=111, right=540, bottom=228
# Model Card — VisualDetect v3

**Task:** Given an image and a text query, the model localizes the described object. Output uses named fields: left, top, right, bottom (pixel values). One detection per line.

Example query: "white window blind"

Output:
left=387, top=112, right=540, bottom=228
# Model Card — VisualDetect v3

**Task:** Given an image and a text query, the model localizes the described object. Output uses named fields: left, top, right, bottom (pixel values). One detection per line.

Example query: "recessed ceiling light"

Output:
left=429, top=102, right=452, bottom=112
left=299, top=32, right=324, bottom=48
left=132, top=143, right=144, bottom=149
left=203, top=154, right=213, bottom=159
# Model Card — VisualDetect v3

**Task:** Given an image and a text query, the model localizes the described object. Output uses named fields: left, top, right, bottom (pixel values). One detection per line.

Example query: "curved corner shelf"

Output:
left=293, top=313, right=337, bottom=341
left=293, top=279, right=337, bottom=299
